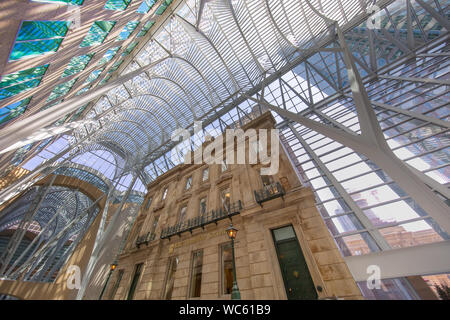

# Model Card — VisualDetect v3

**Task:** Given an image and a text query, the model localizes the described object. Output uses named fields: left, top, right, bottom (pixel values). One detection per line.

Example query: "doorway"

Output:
left=272, top=225, right=318, bottom=300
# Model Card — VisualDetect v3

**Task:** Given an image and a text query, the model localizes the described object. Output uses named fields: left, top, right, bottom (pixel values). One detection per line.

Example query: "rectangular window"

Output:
left=178, top=205, right=187, bottom=223
left=144, top=197, right=152, bottom=210
left=199, top=198, right=207, bottom=216
left=189, top=250, right=204, bottom=298
left=109, top=269, right=124, bottom=299
left=150, top=216, right=159, bottom=234
left=202, top=168, right=209, bottom=182
left=127, top=263, right=143, bottom=300
left=185, top=176, right=192, bottom=190
left=221, top=160, right=228, bottom=172
left=162, top=187, right=168, bottom=200
left=220, top=189, right=231, bottom=211
left=163, top=256, right=178, bottom=299
left=220, top=243, right=233, bottom=295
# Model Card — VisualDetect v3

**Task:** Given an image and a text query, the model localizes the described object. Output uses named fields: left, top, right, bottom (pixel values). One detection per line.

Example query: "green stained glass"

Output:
left=99, top=75, right=112, bottom=85
left=104, top=0, right=131, bottom=11
left=85, top=68, right=105, bottom=83
left=0, top=79, right=41, bottom=101
left=122, top=42, right=138, bottom=57
left=108, top=60, right=124, bottom=73
left=0, top=64, right=49, bottom=89
left=80, top=21, right=116, bottom=48
left=97, top=46, right=121, bottom=65
left=117, top=21, right=140, bottom=41
left=10, top=38, right=63, bottom=61
left=70, top=104, right=88, bottom=121
left=155, top=0, right=173, bottom=15
left=47, top=78, right=78, bottom=101
left=31, top=0, right=84, bottom=4
left=61, top=53, right=95, bottom=78
left=137, top=20, right=155, bottom=37
left=137, top=0, right=157, bottom=14
left=75, top=85, right=91, bottom=96
left=0, top=97, right=31, bottom=125
left=17, top=21, right=70, bottom=41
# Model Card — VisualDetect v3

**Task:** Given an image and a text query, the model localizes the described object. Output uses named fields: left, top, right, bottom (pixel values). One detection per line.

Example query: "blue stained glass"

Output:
left=10, top=38, right=63, bottom=61
left=0, top=79, right=41, bottom=101
left=137, top=0, right=157, bottom=14
left=117, top=21, right=140, bottom=41
left=80, top=21, right=116, bottom=47
left=16, top=21, right=70, bottom=41
left=0, top=97, right=31, bottom=125
left=104, top=0, right=131, bottom=11
left=97, top=46, right=121, bottom=65
left=31, top=0, right=84, bottom=4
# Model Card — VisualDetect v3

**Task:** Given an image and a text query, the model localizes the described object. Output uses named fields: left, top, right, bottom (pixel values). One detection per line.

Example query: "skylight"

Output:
left=116, top=21, right=140, bottom=41
left=47, top=78, right=78, bottom=102
left=61, top=53, right=95, bottom=78
left=79, top=21, right=116, bottom=48
left=137, top=0, right=157, bottom=14
left=9, top=21, right=70, bottom=61
left=0, top=64, right=49, bottom=100
left=0, top=97, right=32, bottom=126
left=104, top=0, right=131, bottom=11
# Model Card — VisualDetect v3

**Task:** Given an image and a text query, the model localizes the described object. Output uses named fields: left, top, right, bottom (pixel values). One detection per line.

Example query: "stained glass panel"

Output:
left=117, top=21, right=140, bottom=41
left=104, top=0, right=131, bottom=11
left=47, top=78, right=78, bottom=101
left=61, top=53, right=95, bottom=78
left=80, top=21, right=116, bottom=47
left=0, top=97, right=32, bottom=125
left=137, top=0, right=157, bottom=14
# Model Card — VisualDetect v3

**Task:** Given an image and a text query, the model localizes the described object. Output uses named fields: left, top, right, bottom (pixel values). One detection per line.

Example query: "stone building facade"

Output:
left=107, top=112, right=363, bottom=300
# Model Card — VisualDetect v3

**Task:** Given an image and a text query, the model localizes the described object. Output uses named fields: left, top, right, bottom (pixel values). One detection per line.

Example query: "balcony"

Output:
left=254, top=182, right=285, bottom=206
left=160, top=200, right=242, bottom=240
left=135, top=232, right=156, bottom=248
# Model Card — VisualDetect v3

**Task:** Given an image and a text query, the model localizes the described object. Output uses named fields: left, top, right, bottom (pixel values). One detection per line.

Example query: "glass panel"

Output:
left=325, top=214, right=365, bottom=236
left=357, top=278, right=418, bottom=300
left=117, top=21, right=139, bottom=41
left=97, top=47, right=121, bottom=66
left=144, top=197, right=152, bottom=210
left=31, top=0, right=84, bottom=4
left=61, top=53, right=95, bottom=78
left=185, top=176, right=192, bottom=190
left=127, top=263, right=143, bottom=300
left=199, top=198, right=207, bottom=216
left=202, top=168, right=209, bottom=181
left=178, top=206, right=187, bottom=223
left=0, top=79, right=41, bottom=101
left=137, top=20, right=155, bottom=37
left=155, top=0, right=173, bottom=15
left=0, top=97, right=31, bottom=125
left=221, top=243, right=233, bottom=295
left=137, top=0, right=157, bottom=14
left=273, top=225, right=296, bottom=241
left=16, top=21, right=70, bottom=41
left=379, top=219, right=448, bottom=249
left=80, top=21, right=116, bottom=47
left=10, top=38, right=63, bottom=60
left=189, top=250, right=203, bottom=298
left=0, top=64, right=49, bottom=89
left=84, top=68, right=105, bottom=84
left=104, top=0, right=131, bottom=11
left=163, top=256, right=178, bottom=299
left=109, top=269, right=124, bottom=299
left=334, top=232, right=380, bottom=256
left=122, top=42, right=138, bottom=56
left=47, top=78, right=78, bottom=101
left=421, top=273, right=450, bottom=300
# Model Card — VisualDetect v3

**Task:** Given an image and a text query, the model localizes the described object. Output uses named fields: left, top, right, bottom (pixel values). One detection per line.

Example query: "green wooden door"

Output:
left=272, top=226, right=318, bottom=300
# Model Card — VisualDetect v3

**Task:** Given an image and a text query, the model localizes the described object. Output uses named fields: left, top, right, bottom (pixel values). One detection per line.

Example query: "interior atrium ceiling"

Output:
left=0, top=0, right=449, bottom=299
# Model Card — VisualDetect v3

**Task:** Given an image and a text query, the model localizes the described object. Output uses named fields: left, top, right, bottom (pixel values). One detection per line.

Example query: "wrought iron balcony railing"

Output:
left=254, top=182, right=285, bottom=206
left=135, top=232, right=156, bottom=248
left=160, top=200, right=242, bottom=240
